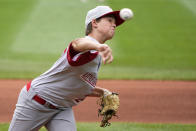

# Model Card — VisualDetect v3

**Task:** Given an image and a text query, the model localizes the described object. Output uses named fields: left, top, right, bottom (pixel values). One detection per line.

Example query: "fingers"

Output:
left=103, top=88, right=112, bottom=97
left=98, top=44, right=113, bottom=64
left=107, top=55, right=113, bottom=64
left=103, top=53, right=113, bottom=64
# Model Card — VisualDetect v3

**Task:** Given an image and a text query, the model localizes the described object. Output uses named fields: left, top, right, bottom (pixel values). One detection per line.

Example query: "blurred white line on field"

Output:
left=180, top=0, right=196, bottom=15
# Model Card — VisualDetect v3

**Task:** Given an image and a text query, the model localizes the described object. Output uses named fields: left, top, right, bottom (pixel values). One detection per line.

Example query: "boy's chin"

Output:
left=107, top=35, right=114, bottom=40
left=106, top=33, right=115, bottom=40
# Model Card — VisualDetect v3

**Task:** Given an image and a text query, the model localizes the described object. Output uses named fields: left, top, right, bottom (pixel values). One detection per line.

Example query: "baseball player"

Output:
left=9, top=6, right=125, bottom=131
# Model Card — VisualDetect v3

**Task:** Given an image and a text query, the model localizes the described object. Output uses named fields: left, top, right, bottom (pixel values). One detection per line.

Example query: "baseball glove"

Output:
left=97, top=92, right=120, bottom=127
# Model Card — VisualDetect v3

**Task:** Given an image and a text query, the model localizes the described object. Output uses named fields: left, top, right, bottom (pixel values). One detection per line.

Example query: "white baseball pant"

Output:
left=9, top=86, right=77, bottom=131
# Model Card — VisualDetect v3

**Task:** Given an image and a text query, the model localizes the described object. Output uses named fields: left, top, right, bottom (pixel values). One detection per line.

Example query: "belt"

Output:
left=26, top=81, right=57, bottom=109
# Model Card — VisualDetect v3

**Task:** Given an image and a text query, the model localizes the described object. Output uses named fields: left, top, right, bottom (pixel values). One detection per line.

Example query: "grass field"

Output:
left=0, top=0, right=196, bottom=80
left=1, top=122, right=196, bottom=131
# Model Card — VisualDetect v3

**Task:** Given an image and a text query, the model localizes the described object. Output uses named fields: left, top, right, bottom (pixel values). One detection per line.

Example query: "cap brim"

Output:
left=101, top=11, right=125, bottom=27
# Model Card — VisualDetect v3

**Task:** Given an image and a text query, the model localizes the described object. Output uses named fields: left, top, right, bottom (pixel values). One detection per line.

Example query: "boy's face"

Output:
left=96, top=16, right=116, bottom=40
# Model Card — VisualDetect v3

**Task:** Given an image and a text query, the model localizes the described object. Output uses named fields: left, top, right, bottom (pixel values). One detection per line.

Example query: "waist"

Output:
left=26, top=81, right=57, bottom=109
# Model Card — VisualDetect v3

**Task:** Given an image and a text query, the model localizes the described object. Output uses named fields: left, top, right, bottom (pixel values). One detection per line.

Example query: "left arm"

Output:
left=87, top=86, right=111, bottom=97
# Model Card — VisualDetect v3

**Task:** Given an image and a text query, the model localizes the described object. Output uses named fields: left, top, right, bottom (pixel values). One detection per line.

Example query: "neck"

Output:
left=88, top=32, right=107, bottom=44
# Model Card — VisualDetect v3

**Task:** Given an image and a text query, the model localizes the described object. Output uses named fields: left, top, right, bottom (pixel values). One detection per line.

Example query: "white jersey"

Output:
left=30, top=36, right=102, bottom=108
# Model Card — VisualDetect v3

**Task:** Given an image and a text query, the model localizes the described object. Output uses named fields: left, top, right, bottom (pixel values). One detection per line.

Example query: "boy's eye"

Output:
left=108, top=18, right=113, bottom=22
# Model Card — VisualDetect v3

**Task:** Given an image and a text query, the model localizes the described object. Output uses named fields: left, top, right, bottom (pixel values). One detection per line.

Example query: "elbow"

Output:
left=72, top=39, right=81, bottom=52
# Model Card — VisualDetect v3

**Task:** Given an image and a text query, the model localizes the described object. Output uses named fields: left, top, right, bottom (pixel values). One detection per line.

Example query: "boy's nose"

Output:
left=113, top=23, right=116, bottom=28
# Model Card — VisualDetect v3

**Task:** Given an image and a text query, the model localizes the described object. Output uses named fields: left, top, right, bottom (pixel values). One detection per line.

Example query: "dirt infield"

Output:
left=0, top=79, right=196, bottom=124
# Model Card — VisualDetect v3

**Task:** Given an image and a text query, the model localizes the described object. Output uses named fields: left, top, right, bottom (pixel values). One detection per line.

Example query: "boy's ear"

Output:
left=91, top=19, right=98, bottom=28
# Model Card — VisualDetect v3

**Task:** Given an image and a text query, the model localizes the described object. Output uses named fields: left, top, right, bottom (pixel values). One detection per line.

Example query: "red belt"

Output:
left=26, top=81, right=57, bottom=109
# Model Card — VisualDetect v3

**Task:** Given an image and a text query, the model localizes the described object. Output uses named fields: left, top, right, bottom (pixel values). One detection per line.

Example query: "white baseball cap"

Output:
left=85, top=6, right=125, bottom=29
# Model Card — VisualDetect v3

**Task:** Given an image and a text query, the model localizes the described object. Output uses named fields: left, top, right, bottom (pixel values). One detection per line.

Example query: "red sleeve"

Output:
left=66, top=43, right=98, bottom=66
left=68, top=43, right=80, bottom=57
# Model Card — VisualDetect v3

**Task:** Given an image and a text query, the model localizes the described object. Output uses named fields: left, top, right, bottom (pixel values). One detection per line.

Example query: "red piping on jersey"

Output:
left=66, top=43, right=98, bottom=66
left=26, top=81, right=32, bottom=91
left=64, top=48, right=67, bottom=54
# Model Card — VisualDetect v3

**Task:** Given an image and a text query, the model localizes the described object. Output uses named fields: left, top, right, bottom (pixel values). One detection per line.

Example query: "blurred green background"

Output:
left=0, top=0, right=196, bottom=80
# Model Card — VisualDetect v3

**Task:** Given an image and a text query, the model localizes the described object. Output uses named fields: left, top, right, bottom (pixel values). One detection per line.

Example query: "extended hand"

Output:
left=98, top=44, right=113, bottom=64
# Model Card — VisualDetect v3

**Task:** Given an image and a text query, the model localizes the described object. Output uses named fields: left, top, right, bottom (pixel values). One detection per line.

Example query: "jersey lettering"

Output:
left=80, top=72, right=97, bottom=87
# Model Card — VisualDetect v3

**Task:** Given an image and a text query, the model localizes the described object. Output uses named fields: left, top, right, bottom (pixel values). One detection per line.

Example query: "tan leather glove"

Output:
left=97, top=92, right=120, bottom=127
